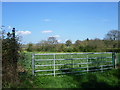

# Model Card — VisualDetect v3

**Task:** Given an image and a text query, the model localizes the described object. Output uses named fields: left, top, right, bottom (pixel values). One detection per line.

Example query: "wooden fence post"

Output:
left=12, top=28, right=15, bottom=38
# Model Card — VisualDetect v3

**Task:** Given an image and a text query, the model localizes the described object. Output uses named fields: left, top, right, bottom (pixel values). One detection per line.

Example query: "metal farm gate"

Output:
left=32, top=52, right=116, bottom=76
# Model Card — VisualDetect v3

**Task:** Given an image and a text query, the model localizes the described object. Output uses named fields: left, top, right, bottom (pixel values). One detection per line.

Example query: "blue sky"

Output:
left=2, top=2, right=118, bottom=44
left=1, top=0, right=119, bottom=2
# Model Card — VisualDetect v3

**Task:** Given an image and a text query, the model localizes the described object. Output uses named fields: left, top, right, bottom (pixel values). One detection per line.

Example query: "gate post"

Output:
left=32, top=53, right=35, bottom=76
left=112, top=52, right=116, bottom=68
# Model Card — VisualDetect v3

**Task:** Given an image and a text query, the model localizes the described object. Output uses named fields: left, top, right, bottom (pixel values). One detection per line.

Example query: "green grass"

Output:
left=16, top=68, right=120, bottom=88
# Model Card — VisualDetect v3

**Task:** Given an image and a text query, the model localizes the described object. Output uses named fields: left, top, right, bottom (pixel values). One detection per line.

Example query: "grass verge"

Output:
left=13, top=69, right=120, bottom=88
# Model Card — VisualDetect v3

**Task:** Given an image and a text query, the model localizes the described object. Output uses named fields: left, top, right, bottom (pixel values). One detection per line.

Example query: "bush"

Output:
left=2, top=29, right=21, bottom=87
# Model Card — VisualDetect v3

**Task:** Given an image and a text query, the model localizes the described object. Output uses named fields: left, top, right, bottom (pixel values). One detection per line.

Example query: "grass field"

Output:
left=14, top=52, right=120, bottom=88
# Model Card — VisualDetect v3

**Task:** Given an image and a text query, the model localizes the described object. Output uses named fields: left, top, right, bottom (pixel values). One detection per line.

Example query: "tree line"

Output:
left=24, top=30, right=120, bottom=52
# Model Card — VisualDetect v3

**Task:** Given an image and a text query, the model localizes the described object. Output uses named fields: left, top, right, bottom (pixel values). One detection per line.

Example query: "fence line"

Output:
left=32, top=52, right=115, bottom=76
left=34, top=52, right=112, bottom=55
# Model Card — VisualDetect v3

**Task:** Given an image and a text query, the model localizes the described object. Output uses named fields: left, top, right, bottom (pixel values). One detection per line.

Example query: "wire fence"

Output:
left=32, top=52, right=116, bottom=76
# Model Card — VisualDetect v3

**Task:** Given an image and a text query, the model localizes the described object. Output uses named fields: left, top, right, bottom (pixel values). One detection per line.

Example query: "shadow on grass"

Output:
left=66, top=69, right=120, bottom=88
left=78, top=74, right=112, bottom=88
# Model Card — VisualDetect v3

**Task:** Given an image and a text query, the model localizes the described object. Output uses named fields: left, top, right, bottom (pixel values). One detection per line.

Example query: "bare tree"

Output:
left=104, top=30, right=120, bottom=49
left=104, top=30, right=120, bottom=41
left=48, top=37, right=58, bottom=44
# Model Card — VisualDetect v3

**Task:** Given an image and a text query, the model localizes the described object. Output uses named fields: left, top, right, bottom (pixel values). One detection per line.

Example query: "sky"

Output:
left=1, top=0, right=119, bottom=2
left=2, top=2, right=118, bottom=44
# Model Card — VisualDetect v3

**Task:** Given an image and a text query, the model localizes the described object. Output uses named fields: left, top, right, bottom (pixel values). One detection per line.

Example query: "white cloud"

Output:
left=16, top=31, right=31, bottom=35
left=57, top=39, right=61, bottom=42
left=43, top=19, right=51, bottom=22
left=42, top=30, right=53, bottom=33
left=53, top=35, right=60, bottom=38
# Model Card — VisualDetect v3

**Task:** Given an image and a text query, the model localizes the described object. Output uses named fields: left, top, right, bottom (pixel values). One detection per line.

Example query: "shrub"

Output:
left=2, top=28, right=21, bottom=87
